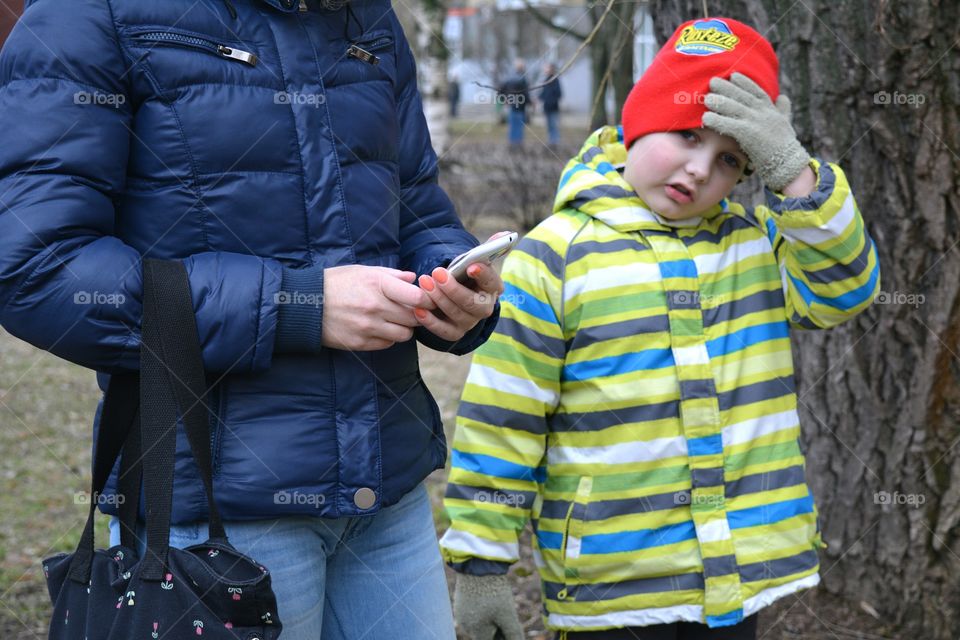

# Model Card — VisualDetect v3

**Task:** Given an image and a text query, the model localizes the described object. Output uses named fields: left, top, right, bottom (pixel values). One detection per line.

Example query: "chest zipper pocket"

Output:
left=347, top=35, right=393, bottom=66
left=131, top=31, right=258, bottom=67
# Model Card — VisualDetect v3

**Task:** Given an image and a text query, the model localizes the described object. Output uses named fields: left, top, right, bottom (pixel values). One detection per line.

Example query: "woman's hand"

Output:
left=321, top=265, right=436, bottom=351
left=415, top=235, right=506, bottom=343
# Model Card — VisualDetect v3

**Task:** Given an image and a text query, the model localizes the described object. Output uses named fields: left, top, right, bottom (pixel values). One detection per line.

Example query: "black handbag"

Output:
left=42, top=259, right=283, bottom=639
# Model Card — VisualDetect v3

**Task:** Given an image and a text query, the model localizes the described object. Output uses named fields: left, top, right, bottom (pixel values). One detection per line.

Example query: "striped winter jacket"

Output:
left=440, top=125, right=880, bottom=631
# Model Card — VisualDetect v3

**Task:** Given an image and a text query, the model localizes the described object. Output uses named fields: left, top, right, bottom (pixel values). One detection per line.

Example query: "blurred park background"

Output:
left=1, top=0, right=958, bottom=638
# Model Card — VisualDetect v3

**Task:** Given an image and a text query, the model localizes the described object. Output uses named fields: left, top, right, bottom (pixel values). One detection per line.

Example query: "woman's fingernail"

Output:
left=414, top=308, right=428, bottom=320
left=434, top=269, right=448, bottom=285
left=419, top=275, right=435, bottom=292
left=467, top=264, right=481, bottom=278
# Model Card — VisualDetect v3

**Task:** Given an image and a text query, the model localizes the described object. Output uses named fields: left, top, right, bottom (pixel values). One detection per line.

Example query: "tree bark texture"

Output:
left=409, top=0, right=450, bottom=152
left=648, top=1, right=960, bottom=637
left=589, top=0, right=638, bottom=129
left=0, top=0, right=22, bottom=49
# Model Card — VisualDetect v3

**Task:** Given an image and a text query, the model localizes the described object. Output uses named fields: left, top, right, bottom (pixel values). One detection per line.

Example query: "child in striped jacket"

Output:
left=440, top=16, right=880, bottom=640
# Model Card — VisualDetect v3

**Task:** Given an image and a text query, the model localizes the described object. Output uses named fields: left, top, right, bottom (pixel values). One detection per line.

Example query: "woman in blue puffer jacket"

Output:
left=0, top=0, right=503, bottom=637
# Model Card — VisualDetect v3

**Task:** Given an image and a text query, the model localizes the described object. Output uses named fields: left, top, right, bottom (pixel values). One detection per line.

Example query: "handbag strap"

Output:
left=66, top=373, right=139, bottom=584
left=66, top=258, right=226, bottom=584
left=139, top=258, right=225, bottom=580
left=117, top=403, right=143, bottom=550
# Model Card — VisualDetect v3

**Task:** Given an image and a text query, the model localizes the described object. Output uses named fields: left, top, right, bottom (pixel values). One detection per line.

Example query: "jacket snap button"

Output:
left=354, top=488, right=376, bottom=509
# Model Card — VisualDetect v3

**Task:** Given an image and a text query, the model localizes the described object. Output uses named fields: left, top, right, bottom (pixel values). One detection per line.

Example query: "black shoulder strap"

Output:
left=139, top=258, right=225, bottom=581
left=67, top=259, right=226, bottom=584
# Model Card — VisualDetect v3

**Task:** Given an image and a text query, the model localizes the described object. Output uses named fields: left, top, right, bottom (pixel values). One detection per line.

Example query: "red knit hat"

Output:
left=621, top=17, right=779, bottom=149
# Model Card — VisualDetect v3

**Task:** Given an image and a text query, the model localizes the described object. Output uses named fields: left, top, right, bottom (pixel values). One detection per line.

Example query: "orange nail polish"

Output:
left=419, top=275, right=435, bottom=291
left=467, top=264, right=481, bottom=278
left=434, top=269, right=448, bottom=285
left=414, top=308, right=428, bottom=320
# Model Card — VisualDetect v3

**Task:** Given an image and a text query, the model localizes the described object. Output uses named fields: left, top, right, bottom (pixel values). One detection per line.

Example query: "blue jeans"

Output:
left=109, top=482, right=455, bottom=640
left=508, top=108, right=525, bottom=145
left=545, top=109, right=560, bottom=145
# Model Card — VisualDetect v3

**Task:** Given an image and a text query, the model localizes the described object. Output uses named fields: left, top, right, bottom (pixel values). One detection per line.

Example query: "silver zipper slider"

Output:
left=217, top=45, right=258, bottom=66
left=347, top=44, right=380, bottom=65
left=299, top=0, right=308, bottom=10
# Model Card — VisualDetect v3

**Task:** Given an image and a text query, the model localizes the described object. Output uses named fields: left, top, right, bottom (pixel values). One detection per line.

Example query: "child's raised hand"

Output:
left=702, top=72, right=811, bottom=191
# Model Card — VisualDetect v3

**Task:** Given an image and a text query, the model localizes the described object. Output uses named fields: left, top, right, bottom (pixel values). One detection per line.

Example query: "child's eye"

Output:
left=677, top=130, right=697, bottom=142
left=721, top=153, right=741, bottom=169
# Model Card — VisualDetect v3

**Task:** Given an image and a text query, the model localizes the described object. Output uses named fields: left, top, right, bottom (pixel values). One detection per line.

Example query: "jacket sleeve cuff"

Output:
left=448, top=558, right=512, bottom=576
left=762, top=157, right=835, bottom=216
left=415, top=300, right=501, bottom=355
left=275, top=264, right=325, bottom=354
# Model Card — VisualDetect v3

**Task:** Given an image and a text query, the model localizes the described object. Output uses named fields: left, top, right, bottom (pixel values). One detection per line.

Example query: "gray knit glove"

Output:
left=453, top=573, right=524, bottom=640
left=702, top=72, right=811, bottom=192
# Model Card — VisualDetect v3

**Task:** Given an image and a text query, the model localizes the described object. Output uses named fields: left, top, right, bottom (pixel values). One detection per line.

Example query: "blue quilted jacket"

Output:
left=0, top=0, right=498, bottom=523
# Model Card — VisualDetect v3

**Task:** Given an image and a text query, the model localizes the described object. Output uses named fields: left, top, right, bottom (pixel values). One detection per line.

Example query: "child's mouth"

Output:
left=665, top=183, right=694, bottom=204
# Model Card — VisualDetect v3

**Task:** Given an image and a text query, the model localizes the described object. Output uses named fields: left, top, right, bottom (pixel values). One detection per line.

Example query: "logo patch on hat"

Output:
left=675, top=19, right=740, bottom=56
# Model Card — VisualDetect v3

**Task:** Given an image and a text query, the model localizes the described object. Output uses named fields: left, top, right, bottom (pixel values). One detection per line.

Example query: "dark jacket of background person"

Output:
left=0, top=0, right=498, bottom=524
left=539, top=75, right=562, bottom=113
left=499, top=71, right=529, bottom=113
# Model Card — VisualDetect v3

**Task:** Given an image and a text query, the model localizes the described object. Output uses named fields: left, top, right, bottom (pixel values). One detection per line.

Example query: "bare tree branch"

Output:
left=520, top=0, right=589, bottom=41
left=473, top=0, right=619, bottom=93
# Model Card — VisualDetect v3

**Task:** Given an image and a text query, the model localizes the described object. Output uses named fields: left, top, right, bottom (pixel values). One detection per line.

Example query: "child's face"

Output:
left=623, top=127, right=748, bottom=220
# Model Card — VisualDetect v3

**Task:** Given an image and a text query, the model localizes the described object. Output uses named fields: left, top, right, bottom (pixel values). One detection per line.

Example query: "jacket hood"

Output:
left=553, top=125, right=726, bottom=232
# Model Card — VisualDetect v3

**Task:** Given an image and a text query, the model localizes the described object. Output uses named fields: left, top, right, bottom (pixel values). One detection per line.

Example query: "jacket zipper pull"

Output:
left=217, top=44, right=258, bottom=66
left=299, top=0, right=308, bottom=11
left=347, top=44, right=380, bottom=66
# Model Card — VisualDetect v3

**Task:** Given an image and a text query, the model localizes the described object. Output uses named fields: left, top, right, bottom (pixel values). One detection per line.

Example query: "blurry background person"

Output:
left=499, top=58, right=529, bottom=147
left=539, top=62, right=562, bottom=146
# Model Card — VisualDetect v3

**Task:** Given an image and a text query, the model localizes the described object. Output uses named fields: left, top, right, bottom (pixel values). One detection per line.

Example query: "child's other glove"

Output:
left=453, top=573, right=524, bottom=640
left=702, top=72, right=811, bottom=192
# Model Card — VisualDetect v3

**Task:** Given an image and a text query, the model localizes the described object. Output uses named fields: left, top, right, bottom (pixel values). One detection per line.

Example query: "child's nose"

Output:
left=685, top=156, right=710, bottom=183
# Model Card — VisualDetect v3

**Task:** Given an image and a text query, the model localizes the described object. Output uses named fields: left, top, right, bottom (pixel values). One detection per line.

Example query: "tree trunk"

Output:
left=648, top=2, right=960, bottom=637
left=409, top=0, right=450, bottom=152
left=0, top=0, right=22, bottom=49
left=589, top=0, right=612, bottom=129
left=589, top=0, right=639, bottom=129
left=611, top=0, right=638, bottom=119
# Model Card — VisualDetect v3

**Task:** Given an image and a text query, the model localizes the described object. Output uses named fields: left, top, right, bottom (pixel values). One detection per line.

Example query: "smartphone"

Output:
left=447, top=232, right=519, bottom=284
